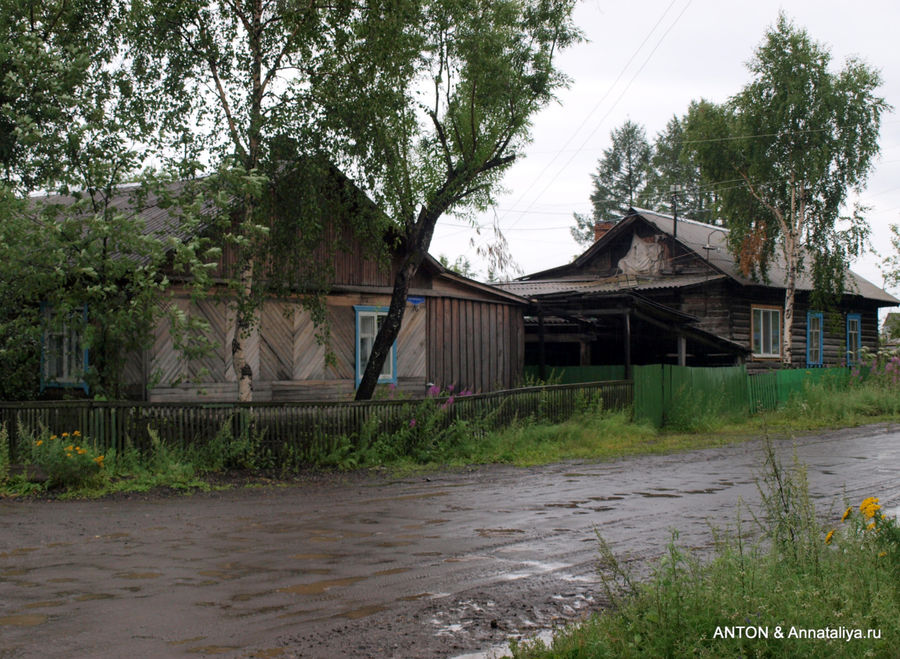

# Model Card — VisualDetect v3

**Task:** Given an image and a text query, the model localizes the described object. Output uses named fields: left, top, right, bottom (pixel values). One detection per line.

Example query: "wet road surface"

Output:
left=1, top=424, right=898, bottom=658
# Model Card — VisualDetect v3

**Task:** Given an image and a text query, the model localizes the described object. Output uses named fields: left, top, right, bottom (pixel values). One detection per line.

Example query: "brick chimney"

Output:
left=593, top=221, right=616, bottom=242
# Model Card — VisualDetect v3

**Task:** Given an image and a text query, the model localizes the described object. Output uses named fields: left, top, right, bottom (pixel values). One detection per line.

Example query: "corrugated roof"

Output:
left=498, top=273, right=727, bottom=297
left=632, top=207, right=899, bottom=305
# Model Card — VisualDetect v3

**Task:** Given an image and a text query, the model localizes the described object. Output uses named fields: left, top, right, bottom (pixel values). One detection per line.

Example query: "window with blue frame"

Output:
left=846, top=313, right=861, bottom=365
left=354, top=306, right=397, bottom=387
left=806, top=311, right=823, bottom=366
left=41, top=304, right=89, bottom=393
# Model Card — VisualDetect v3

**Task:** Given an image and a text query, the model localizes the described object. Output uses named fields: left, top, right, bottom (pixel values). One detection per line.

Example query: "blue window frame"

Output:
left=354, top=306, right=397, bottom=387
left=846, top=313, right=861, bottom=365
left=40, top=303, right=89, bottom=394
left=806, top=311, right=823, bottom=366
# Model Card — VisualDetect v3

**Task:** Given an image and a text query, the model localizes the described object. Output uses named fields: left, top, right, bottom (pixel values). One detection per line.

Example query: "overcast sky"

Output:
left=431, top=0, right=900, bottom=305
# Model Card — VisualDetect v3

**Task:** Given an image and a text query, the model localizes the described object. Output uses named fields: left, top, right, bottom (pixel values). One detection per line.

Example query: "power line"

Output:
left=503, top=0, right=693, bottom=229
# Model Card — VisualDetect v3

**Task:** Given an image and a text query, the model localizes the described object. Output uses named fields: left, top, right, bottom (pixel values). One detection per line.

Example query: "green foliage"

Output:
left=572, top=120, right=651, bottom=245
left=685, top=14, right=887, bottom=363
left=0, top=422, right=9, bottom=482
left=24, top=428, right=105, bottom=489
left=512, top=442, right=899, bottom=659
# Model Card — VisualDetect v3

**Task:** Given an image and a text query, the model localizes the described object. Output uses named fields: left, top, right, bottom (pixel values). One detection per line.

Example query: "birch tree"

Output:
left=310, top=0, right=579, bottom=399
left=686, top=14, right=886, bottom=366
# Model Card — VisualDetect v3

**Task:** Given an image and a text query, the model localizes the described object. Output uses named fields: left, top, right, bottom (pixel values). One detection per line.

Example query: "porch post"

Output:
left=624, top=309, right=632, bottom=380
left=537, top=305, right=546, bottom=381
left=677, top=334, right=687, bottom=366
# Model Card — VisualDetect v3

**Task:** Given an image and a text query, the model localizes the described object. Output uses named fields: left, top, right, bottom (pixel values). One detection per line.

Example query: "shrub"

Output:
left=27, top=429, right=105, bottom=489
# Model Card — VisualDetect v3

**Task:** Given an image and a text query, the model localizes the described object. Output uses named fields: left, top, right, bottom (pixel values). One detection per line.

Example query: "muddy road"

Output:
left=1, top=424, right=899, bottom=658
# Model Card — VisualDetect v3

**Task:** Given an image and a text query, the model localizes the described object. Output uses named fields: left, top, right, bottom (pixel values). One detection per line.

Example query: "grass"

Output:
left=509, top=439, right=900, bottom=659
left=1, top=380, right=899, bottom=499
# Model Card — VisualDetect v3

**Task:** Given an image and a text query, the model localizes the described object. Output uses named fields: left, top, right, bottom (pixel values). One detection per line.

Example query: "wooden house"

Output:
left=498, top=208, right=898, bottom=375
left=37, top=177, right=525, bottom=402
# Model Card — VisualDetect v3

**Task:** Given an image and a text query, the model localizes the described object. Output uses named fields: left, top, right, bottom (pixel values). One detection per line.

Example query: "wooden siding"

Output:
left=427, top=298, right=523, bottom=392
left=149, top=292, right=431, bottom=402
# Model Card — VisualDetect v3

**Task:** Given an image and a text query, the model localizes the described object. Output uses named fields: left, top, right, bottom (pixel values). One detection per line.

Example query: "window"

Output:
left=354, top=306, right=397, bottom=387
left=847, top=314, right=861, bottom=365
left=751, top=306, right=781, bottom=358
left=806, top=311, right=823, bottom=366
left=41, top=304, right=88, bottom=392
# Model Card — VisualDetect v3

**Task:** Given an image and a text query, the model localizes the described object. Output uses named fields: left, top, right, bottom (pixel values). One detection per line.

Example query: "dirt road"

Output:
left=1, top=424, right=898, bottom=658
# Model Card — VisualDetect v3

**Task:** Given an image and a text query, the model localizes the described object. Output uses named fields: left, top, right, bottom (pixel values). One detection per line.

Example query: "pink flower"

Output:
left=441, top=396, right=455, bottom=410
left=427, top=384, right=440, bottom=397
left=448, top=384, right=454, bottom=392
left=409, top=418, right=417, bottom=427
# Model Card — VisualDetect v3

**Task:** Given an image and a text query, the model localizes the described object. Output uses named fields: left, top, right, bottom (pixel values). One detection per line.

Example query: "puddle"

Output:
left=399, top=592, right=432, bottom=601
left=588, top=496, right=624, bottom=501
left=0, top=614, right=47, bottom=627
left=186, top=646, right=238, bottom=655
left=413, top=552, right=443, bottom=557
left=374, top=540, right=414, bottom=548
left=74, top=593, right=115, bottom=601
left=289, top=553, right=338, bottom=561
left=334, top=605, right=386, bottom=620
left=543, top=502, right=582, bottom=509
left=682, top=488, right=722, bottom=494
left=168, top=637, right=207, bottom=646
left=100, top=532, right=131, bottom=540
left=23, top=600, right=65, bottom=609
left=115, top=572, right=162, bottom=580
left=476, top=528, right=525, bottom=537
left=278, top=576, right=365, bottom=596
left=1, top=568, right=30, bottom=577
left=451, top=629, right=556, bottom=659
left=47, top=577, right=77, bottom=583
left=636, top=492, right=681, bottom=498
left=374, top=567, right=411, bottom=576
left=0, top=547, right=38, bottom=558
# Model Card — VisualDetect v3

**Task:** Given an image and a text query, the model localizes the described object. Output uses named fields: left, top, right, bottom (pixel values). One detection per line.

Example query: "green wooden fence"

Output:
left=0, top=380, right=633, bottom=463
left=635, top=364, right=853, bottom=426
left=523, top=365, right=628, bottom=384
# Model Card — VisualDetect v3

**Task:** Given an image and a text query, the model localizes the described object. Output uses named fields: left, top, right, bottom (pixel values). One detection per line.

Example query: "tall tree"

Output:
left=641, top=113, right=716, bottom=222
left=310, top=0, right=579, bottom=399
left=685, top=14, right=887, bottom=366
left=571, top=119, right=650, bottom=245
left=126, top=0, right=386, bottom=402
left=0, top=0, right=215, bottom=399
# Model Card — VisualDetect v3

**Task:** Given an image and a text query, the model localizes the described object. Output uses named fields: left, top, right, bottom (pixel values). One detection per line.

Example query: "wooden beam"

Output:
left=678, top=334, right=687, bottom=366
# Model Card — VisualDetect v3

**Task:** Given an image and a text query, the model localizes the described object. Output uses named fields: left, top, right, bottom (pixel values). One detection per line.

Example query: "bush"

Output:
left=26, top=429, right=105, bottom=489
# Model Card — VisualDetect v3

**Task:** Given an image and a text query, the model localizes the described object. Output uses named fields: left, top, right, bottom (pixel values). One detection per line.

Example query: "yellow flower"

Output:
left=862, top=504, right=882, bottom=519
left=867, top=522, right=876, bottom=531
left=76, top=447, right=86, bottom=455
left=841, top=507, right=852, bottom=522
left=66, top=453, right=73, bottom=459
left=879, top=551, right=888, bottom=558
left=73, top=430, right=81, bottom=437
left=62, top=432, right=69, bottom=438
left=93, top=455, right=105, bottom=467
left=825, top=529, right=835, bottom=545
left=65, top=445, right=74, bottom=452
left=34, top=440, right=43, bottom=447
left=50, top=435, right=58, bottom=440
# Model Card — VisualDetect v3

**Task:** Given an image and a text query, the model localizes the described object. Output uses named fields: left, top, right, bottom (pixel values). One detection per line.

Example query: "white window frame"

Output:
left=751, top=306, right=782, bottom=358
left=806, top=311, right=823, bottom=367
left=354, top=306, right=397, bottom=387
left=847, top=314, right=861, bottom=365
left=41, top=304, right=89, bottom=392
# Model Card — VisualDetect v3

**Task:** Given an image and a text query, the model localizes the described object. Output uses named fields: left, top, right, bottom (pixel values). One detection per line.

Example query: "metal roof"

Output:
left=519, top=207, right=898, bottom=305
left=497, top=273, right=728, bottom=298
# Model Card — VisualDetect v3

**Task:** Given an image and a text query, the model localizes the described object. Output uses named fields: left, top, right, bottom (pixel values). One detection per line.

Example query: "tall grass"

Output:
left=510, top=440, right=900, bottom=659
